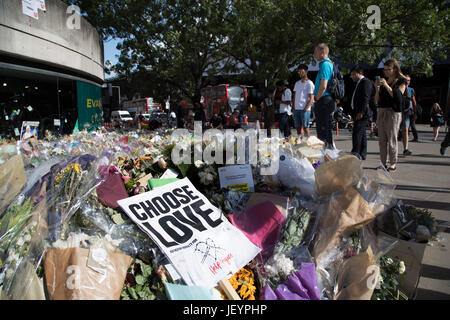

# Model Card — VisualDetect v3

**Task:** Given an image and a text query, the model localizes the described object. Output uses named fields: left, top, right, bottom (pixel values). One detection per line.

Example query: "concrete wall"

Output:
left=0, top=0, right=104, bottom=83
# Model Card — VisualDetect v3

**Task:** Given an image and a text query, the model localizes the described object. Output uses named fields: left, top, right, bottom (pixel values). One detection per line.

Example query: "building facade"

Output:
left=0, top=0, right=104, bottom=139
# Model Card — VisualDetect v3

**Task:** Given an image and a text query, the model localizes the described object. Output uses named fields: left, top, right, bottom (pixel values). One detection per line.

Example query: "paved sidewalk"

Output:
left=315, top=123, right=450, bottom=299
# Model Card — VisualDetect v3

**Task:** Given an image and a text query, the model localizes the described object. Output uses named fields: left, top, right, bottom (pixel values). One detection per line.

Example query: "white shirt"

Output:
left=293, top=79, right=315, bottom=110
left=279, top=88, right=292, bottom=114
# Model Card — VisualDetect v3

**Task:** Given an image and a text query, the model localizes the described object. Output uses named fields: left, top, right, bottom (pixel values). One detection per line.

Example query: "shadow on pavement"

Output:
left=409, top=153, right=448, bottom=159
left=397, top=198, right=450, bottom=211
left=400, top=160, right=450, bottom=166
left=421, top=264, right=450, bottom=281
left=396, top=184, right=450, bottom=194
left=415, top=288, right=450, bottom=300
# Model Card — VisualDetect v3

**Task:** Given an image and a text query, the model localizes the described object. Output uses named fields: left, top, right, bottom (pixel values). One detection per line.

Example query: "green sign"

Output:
left=76, top=81, right=103, bottom=131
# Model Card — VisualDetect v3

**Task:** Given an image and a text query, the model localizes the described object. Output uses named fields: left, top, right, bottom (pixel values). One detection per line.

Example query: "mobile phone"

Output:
left=375, top=76, right=380, bottom=80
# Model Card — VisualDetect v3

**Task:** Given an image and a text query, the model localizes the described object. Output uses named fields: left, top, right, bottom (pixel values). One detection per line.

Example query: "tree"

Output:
left=68, top=0, right=448, bottom=95
left=293, top=0, right=449, bottom=76
left=67, top=0, right=233, bottom=103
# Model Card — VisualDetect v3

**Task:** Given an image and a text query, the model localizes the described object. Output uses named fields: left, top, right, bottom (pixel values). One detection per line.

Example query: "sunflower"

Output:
left=228, top=267, right=257, bottom=300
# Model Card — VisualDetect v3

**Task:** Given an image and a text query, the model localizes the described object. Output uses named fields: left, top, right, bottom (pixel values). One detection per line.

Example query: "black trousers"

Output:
left=315, top=95, right=335, bottom=146
left=352, top=118, right=368, bottom=160
left=410, top=118, right=418, bottom=140
left=279, top=112, right=290, bottom=138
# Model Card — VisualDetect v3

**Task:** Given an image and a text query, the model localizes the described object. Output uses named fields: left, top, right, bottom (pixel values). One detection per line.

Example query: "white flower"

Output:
left=24, top=234, right=32, bottom=242
left=194, top=160, right=204, bottom=168
left=398, top=261, right=406, bottom=274
left=376, top=274, right=384, bottom=289
left=16, top=237, right=25, bottom=247
left=265, top=252, right=295, bottom=279
left=385, top=257, right=393, bottom=265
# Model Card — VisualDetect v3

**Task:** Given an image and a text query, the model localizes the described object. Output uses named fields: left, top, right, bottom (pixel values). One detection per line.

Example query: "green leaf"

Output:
left=135, top=274, right=146, bottom=285
left=128, top=287, right=138, bottom=300
left=140, top=262, right=153, bottom=277
left=121, top=290, right=130, bottom=300
left=177, top=163, right=191, bottom=177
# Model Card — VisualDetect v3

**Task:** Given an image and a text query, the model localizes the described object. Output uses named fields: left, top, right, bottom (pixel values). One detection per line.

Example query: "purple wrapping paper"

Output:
left=229, top=201, right=285, bottom=264
left=260, top=263, right=320, bottom=300
left=96, top=173, right=129, bottom=209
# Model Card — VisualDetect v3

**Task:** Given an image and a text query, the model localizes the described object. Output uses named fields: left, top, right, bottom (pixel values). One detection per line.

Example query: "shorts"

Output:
left=294, top=109, right=311, bottom=128
left=401, top=113, right=410, bottom=129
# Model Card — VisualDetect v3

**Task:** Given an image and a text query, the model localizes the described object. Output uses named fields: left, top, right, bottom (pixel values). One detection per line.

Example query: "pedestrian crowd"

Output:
left=170, top=43, right=449, bottom=164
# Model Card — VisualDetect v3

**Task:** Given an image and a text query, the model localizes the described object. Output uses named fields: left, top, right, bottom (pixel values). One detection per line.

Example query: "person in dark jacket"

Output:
left=193, top=102, right=207, bottom=125
left=349, top=65, right=374, bottom=160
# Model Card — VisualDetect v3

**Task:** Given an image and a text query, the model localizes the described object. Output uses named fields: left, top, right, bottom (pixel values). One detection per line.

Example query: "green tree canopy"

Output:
left=67, top=0, right=449, bottom=99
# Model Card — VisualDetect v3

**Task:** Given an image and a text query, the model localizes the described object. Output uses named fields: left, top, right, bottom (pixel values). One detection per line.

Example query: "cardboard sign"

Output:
left=218, top=165, right=254, bottom=192
left=118, top=178, right=261, bottom=288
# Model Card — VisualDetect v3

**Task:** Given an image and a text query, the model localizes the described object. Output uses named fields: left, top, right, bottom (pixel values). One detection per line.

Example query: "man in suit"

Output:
left=349, top=65, right=374, bottom=160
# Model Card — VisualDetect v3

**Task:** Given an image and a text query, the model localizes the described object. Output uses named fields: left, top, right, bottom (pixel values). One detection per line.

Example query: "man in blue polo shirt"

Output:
left=313, top=43, right=335, bottom=148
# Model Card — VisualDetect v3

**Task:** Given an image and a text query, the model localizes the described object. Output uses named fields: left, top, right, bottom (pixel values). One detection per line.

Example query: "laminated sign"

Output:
left=118, top=178, right=261, bottom=288
left=218, top=164, right=254, bottom=192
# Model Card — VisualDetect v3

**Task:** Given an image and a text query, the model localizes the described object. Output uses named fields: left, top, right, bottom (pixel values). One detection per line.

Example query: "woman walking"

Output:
left=430, top=103, right=444, bottom=141
left=374, top=59, right=407, bottom=172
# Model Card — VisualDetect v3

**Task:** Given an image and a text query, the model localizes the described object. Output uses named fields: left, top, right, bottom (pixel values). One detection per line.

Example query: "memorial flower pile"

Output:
left=0, top=126, right=441, bottom=301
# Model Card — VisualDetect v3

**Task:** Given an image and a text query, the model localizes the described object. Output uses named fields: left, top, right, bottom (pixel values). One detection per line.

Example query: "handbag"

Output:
left=437, top=116, right=445, bottom=126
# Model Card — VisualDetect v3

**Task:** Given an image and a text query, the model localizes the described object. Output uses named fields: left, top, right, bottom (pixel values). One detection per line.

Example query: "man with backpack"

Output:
left=406, top=75, right=419, bottom=142
left=398, top=75, right=419, bottom=146
left=398, top=74, right=418, bottom=155
left=313, top=43, right=343, bottom=149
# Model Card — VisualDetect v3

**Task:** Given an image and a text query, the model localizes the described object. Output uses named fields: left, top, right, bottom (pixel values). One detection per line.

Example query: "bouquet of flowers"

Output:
left=372, top=256, right=407, bottom=300
left=228, top=266, right=258, bottom=300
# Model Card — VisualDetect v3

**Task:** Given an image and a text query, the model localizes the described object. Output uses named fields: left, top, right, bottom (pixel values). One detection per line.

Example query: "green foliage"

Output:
left=121, top=258, right=167, bottom=300
left=372, top=256, right=408, bottom=300
left=66, top=0, right=449, bottom=92
left=0, top=199, right=34, bottom=239
left=279, top=207, right=311, bottom=252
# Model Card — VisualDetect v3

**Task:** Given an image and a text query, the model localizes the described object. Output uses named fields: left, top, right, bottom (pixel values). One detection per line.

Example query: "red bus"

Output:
left=200, top=84, right=248, bottom=120
left=123, top=97, right=162, bottom=118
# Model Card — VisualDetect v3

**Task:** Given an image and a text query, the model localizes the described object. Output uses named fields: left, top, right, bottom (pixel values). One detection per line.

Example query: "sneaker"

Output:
left=403, top=149, right=412, bottom=156
left=388, top=166, right=397, bottom=172
left=441, top=147, right=447, bottom=156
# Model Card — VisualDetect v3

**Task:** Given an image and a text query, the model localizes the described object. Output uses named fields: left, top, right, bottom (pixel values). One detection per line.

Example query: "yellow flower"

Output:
left=238, top=284, right=248, bottom=296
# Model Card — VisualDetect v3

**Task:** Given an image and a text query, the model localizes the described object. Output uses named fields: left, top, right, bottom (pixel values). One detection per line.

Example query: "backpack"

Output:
left=327, top=62, right=345, bottom=100
left=402, top=87, right=413, bottom=114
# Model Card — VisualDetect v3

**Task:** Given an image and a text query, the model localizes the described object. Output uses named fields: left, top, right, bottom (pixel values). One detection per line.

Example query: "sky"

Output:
left=103, top=37, right=121, bottom=79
